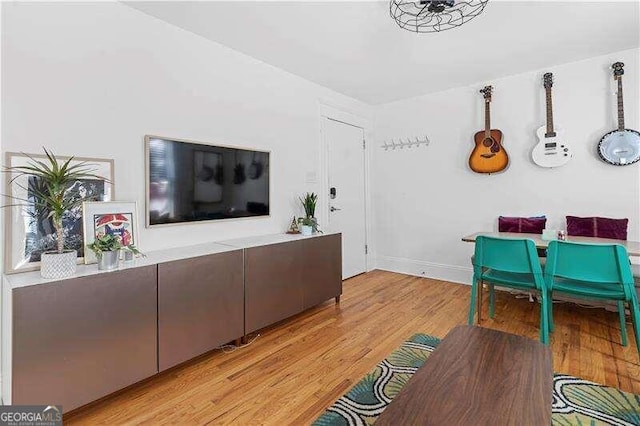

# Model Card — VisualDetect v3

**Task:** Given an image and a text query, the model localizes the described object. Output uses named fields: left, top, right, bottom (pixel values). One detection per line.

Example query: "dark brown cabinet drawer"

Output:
left=12, top=266, right=158, bottom=412
left=245, top=241, right=305, bottom=334
left=302, top=234, right=342, bottom=309
left=158, top=250, right=244, bottom=371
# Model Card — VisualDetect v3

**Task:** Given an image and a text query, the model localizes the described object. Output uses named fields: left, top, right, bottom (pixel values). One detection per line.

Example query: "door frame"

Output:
left=317, top=102, right=374, bottom=274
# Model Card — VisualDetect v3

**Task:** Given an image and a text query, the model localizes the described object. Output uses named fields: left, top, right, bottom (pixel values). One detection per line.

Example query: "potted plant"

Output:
left=4, top=149, right=105, bottom=279
left=298, top=192, right=320, bottom=236
left=87, top=234, right=143, bottom=271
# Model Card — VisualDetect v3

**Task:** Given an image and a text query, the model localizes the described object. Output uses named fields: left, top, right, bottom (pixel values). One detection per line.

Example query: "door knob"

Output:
left=330, top=206, right=342, bottom=212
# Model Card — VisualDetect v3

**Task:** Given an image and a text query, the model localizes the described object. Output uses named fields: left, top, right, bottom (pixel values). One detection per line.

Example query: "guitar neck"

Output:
left=617, top=77, right=625, bottom=130
left=545, top=87, right=555, bottom=136
left=484, top=100, right=491, bottom=138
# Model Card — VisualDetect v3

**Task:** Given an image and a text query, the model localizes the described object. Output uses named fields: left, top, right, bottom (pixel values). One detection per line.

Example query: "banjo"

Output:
left=597, top=62, right=640, bottom=166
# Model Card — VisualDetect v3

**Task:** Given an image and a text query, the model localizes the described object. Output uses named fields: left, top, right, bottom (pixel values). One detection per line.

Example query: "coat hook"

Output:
left=381, top=135, right=431, bottom=151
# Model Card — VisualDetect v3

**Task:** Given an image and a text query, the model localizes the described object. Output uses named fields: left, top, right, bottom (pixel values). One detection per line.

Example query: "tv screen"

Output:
left=146, top=135, right=270, bottom=226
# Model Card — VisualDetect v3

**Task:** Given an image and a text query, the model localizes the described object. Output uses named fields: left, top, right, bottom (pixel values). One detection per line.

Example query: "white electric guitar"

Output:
left=532, top=73, right=572, bottom=167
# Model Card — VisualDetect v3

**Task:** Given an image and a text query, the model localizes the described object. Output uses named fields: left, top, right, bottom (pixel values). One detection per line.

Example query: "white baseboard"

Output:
left=375, top=256, right=640, bottom=305
left=375, top=255, right=472, bottom=285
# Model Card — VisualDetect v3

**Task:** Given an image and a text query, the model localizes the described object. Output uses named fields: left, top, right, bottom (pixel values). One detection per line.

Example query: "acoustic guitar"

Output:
left=469, top=86, right=509, bottom=174
left=597, top=62, right=640, bottom=166
left=532, top=73, right=573, bottom=167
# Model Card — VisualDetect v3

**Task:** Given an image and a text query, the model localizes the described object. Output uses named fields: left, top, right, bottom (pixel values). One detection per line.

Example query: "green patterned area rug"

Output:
left=313, top=334, right=640, bottom=426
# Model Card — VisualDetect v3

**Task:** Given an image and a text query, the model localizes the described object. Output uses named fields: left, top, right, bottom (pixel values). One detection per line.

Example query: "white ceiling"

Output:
left=126, top=1, right=640, bottom=105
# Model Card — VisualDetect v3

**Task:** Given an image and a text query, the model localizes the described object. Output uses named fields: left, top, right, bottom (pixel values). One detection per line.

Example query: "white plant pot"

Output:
left=301, top=225, right=313, bottom=236
left=40, top=250, right=77, bottom=279
left=98, top=250, right=120, bottom=271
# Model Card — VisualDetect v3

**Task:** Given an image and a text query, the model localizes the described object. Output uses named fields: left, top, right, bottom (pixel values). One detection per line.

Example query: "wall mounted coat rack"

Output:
left=381, top=136, right=430, bottom=151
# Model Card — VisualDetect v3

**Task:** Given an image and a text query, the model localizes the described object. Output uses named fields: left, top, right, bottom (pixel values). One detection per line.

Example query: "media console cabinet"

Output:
left=1, top=232, right=342, bottom=412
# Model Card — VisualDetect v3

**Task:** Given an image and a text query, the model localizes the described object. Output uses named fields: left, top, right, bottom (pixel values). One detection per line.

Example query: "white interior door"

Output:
left=324, top=117, right=367, bottom=279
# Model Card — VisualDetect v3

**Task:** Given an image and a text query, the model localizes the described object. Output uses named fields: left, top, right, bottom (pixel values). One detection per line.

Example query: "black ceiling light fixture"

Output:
left=390, top=0, right=489, bottom=33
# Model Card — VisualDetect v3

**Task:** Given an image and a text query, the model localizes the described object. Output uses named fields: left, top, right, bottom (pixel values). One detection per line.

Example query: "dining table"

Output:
left=462, top=231, right=640, bottom=322
left=461, top=231, right=640, bottom=257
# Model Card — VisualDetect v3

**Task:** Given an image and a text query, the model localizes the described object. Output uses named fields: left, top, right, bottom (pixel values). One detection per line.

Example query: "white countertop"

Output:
left=4, top=231, right=339, bottom=289
left=219, top=230, right=340, bottom=249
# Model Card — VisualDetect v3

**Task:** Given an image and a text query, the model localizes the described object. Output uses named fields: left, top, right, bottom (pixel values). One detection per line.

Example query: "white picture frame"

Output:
left=4, top=152, right=114, bottom=274
left=82, top=201, right=139, bottom=264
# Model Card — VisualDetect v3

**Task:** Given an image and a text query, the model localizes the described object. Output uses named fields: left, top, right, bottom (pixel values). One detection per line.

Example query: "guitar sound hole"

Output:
left=482, top=138, right=493, bottom=147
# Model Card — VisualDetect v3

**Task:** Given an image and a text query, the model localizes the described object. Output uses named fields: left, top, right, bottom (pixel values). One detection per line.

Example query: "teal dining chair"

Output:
left=469, top=236, right=549, bottom=344
left=544, top=241, right=640, bottom=358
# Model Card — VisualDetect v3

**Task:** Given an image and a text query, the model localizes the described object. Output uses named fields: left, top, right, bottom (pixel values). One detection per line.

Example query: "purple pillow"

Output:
left=566, top=216, right=628, bottom=240
left=498, top=216, right=547, bottom=234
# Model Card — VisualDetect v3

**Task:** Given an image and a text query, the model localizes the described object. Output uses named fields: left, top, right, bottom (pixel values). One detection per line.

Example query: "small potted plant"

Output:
left=87, top=234, right=143, bottom=271
left=298, top=192, right=320, bottom=236
left=3, top=148, right=105, bottom=279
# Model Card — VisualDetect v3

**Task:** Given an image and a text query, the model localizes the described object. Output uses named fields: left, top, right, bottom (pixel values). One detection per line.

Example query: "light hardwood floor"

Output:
left=66, top=270, right=640, bottom=425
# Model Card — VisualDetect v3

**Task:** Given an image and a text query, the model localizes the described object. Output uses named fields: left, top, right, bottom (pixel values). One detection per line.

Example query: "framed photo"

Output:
left=82, top=201, right=139, bottom=264
left=4, top=152, right=114, bottom=274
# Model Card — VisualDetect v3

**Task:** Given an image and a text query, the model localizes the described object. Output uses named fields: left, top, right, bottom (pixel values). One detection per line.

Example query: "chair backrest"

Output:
left=545, top=241, right=634, bottom=298
left=473, top=236, right=543, bottom=276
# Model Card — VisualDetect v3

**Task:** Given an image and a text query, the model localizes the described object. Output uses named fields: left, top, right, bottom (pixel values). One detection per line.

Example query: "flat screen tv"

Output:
left=145, top=135, right=270, bottom=226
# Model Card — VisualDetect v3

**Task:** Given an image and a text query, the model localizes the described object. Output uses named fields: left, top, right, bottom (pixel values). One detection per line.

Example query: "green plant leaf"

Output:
left=2, top=148, right=109, bottom=253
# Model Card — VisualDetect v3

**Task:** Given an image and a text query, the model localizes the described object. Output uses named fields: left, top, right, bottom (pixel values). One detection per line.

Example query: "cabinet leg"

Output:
left=234, top=338, right=241, bottom=347
left=241, top=335, right=248, bottom=345
left=335, top=295, right=341, bottom=303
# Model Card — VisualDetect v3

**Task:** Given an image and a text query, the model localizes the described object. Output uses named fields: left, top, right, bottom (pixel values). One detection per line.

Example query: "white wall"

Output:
left=1, top=2, right=371, bottom=254
left=373, top=48, right=640, bottom=283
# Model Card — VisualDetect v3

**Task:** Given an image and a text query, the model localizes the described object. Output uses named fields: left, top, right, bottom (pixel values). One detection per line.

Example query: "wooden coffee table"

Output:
left=375, top=325, right=552, bottom=426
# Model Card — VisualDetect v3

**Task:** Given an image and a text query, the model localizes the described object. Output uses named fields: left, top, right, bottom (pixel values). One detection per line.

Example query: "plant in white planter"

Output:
left=87, top=234, right=143, bottom=271
left=4, top=149, right=106, bottom=279
left=298, top=192, right=321, bottom=236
